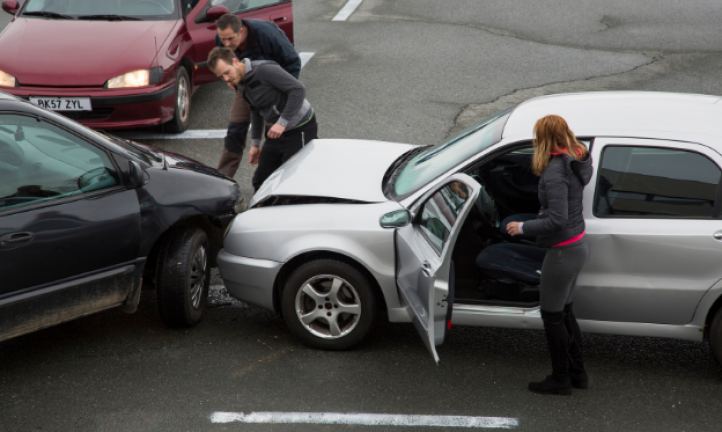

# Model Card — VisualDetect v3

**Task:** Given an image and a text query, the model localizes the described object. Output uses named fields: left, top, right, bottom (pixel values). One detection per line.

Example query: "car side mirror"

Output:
left=128, top=161, right=148, bottom=188
left=1, top=0, right=18, bottom=15
left=206, top=5, right=229, bottom=21
left=380, top=210, right=410, bottom=228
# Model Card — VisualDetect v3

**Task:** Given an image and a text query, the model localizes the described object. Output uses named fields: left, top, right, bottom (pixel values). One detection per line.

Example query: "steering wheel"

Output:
left=471, top=175, right=500, bottom=228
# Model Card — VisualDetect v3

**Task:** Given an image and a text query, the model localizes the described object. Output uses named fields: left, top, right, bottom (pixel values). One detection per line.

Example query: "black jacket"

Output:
left=522, top=153, right=594, bottom=247
left=215, top=19, right=301, bottom=79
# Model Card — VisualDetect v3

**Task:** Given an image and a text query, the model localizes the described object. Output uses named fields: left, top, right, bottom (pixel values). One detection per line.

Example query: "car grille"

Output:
left=61, top=109, right=115, bottom=121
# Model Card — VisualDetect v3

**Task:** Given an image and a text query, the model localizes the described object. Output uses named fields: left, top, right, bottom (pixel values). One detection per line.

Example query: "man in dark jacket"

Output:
left=208, top=47, right=317, bottom=191
left=214, top=14, right=301, bottom=178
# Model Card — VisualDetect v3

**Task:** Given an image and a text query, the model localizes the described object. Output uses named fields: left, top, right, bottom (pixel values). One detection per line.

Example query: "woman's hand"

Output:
left=507, top=221, right=521, bottom=237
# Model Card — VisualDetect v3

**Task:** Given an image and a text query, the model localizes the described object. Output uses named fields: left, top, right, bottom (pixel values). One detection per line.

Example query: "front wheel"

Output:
left=156, top=227, right=210, bottom=327
left=709, top=308, right=722, bottom=366
left=165, top=67, right=191, bottom=133
left=281, top=259, right=376, bottom=350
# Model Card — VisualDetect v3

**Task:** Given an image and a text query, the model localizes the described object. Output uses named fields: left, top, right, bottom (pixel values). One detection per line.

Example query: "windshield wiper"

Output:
left=22, top=11, right=74, bottom=19
left=77, top=14, right=141, bottom=21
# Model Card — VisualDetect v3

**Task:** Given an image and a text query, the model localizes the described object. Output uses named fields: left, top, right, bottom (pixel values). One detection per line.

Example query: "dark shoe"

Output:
left=528, top=375, right=572, bottom=395
left=570, top=372, right=588, bottom=390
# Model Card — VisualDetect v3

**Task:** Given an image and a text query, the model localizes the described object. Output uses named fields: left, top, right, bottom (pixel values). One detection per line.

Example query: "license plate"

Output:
left=29, top=97, right=92, bottom=111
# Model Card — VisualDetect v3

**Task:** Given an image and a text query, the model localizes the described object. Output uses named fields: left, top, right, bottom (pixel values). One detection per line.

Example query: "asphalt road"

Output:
left=2, top=1, right=722, bottom=431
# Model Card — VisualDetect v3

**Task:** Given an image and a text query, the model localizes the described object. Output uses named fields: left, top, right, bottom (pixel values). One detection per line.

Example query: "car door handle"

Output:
left=0, top=231, right=35, bottom=249
left=714, top=231, right=722, bottom=240
left=421, top=261, right=433, bottom=277
left=273, top=16, right=287, bottom=23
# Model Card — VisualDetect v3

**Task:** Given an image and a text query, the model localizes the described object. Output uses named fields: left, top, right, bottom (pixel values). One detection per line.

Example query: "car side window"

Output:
left=0, top=114, right=120, bottom=212
left=181, top=0, right=201, bottom=17
left=594, top=146, right=721, bottom=218
left=213, top=0, right=285, bottom=13
left=417, top=182, right=470, bottom=254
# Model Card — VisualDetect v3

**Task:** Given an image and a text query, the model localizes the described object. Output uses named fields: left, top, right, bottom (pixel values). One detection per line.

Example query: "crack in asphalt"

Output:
left=352, top=6, right=722, bottom=55
left=445, top=52, right=695, bottom=137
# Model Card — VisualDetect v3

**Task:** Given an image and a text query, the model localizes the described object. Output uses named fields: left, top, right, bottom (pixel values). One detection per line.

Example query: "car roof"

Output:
left=503, top=91, right=722, bottom=145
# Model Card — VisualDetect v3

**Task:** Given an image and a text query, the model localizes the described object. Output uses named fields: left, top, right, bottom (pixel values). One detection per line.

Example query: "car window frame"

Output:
left=592, top=142, right=722, bottom=220
left=0, top=111, right=127, bottom=217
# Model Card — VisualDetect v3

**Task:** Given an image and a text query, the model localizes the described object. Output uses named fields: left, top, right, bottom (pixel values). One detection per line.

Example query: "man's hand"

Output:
left=226, top=81, right=236, bottom=93
left=267, top=123, right=286, bottom=139
left=506, top=221, right=521, bottom=237
left=249, top=146, right=260, bottom=165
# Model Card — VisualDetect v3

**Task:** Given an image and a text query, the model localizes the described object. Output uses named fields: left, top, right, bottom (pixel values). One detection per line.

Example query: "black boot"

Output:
left=529, top=310, right=572, bottom=395
left=564, top=302, right=588, bottom=389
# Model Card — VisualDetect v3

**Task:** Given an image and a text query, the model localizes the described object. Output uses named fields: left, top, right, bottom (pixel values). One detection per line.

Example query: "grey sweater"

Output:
left=522, top=153, right=594, bottom=247
left=238, top=59, right=312, bottom=147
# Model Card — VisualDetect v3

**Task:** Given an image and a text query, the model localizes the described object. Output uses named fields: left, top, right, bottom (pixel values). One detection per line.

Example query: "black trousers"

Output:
left=252, top=115, right=318, bottom=191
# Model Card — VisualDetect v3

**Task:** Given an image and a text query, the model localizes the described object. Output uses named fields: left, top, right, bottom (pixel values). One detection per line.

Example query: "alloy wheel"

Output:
left=190, top=245, right=207, bottom=309
left=295, top=275, right=361, bottom=339
left=176, top=74, right=190, bottom=124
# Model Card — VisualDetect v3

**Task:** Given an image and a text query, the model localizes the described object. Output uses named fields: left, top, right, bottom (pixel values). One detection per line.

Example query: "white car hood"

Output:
left=250, top=139, right=418, bottom=206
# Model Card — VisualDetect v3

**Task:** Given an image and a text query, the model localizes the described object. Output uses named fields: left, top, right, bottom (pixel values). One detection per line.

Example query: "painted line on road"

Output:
left=119, top=52, right=315, bottom=141
left=300, top=51, right=315, bottom=68
left=332, top=0, right=364, bottom=21
left=210, top=412, right=519, bottom=428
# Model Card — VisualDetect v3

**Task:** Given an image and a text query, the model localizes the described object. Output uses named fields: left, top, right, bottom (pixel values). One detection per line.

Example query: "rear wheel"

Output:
left=281, top=259, right=376, bottom=350
left=709, top=308, right=722, bottom=366
left=156, top=227, right=210, bottom=327
left=165, top=67, right=191, bottom=133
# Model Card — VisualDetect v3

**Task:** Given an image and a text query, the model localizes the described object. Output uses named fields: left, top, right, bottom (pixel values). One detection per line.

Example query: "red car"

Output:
left=0, top=0, right=293, bottom=132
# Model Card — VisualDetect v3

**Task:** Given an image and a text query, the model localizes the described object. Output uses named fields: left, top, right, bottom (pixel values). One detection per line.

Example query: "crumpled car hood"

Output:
left=250, top=139, right=417, bottom=206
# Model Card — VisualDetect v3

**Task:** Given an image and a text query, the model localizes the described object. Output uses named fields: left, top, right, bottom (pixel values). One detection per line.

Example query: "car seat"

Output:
left=475, top=242, right=545, bottom=303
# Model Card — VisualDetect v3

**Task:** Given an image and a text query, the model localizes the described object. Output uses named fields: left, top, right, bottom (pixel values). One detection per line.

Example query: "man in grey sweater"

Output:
left=208, top=47, right=318, bottom=191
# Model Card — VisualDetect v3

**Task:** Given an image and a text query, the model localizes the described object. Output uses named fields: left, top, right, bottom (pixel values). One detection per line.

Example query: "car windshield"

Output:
left=392, top=109, right=512, bottom=199
left=22, top=0, right=178, bottom=20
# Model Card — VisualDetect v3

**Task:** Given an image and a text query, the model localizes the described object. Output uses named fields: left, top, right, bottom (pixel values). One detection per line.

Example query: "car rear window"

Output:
left=594, top=146, right=722, bottom=218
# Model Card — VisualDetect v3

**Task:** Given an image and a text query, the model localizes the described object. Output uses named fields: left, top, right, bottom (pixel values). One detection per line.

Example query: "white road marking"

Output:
left=119, top=52, right=315, bottom=141
left=117, top=129, right=227, bottom=140
left=332, top=0, right=364, bottom=21
left=209, top=412, right=519, bottom=428
left=300, top=51, right=315, bottom=68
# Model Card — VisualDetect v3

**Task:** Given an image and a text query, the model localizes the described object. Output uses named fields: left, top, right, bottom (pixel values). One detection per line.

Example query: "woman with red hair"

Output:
left=507, top=115, right=594, bottom=395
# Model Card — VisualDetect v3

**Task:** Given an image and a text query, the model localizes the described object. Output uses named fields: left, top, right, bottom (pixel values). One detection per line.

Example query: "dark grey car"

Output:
left=0, top=91, right=244, bottom=342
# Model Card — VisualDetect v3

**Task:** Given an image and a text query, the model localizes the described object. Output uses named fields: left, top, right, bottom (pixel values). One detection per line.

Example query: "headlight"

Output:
left=106, top=70, right=150, bottom=89
left=0, top=70, right=16, bottom=87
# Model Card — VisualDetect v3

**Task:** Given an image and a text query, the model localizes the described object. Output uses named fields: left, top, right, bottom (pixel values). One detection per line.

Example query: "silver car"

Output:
left=218, top=91, right=722, bottom=365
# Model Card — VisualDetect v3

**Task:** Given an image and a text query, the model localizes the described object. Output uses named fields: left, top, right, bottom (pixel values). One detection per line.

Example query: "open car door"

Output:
left=396, top=174, right=481, bottom=363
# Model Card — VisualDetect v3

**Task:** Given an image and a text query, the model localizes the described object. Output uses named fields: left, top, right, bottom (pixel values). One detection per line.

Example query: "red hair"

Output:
left=532, top=115, right=587, bottom=175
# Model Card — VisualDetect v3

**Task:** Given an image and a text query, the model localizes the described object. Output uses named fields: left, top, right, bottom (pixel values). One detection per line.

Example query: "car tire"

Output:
left=281, top=259, right=376, bottom=351
left=156, top=226, right=210, bottom=327
left=709, top=308, right=722, bottom=366
left=165, top=66, right=191, bottom=133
